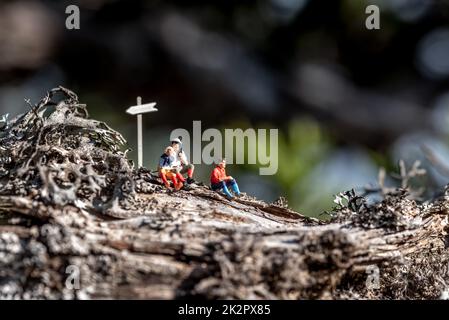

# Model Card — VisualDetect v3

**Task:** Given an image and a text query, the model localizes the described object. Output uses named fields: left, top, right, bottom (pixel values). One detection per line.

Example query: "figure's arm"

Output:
left=179, top=151, right=188, bottom=165
left=219, top=170, right=233, bottom=182
left=221, top=169, right=232, bottom=181
left=158, top=157, right=165, bottom=169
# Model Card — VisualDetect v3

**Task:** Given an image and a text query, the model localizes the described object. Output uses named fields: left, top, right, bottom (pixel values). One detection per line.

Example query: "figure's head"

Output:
left=171, top=137, right=182, bottom=151
left=165, top=146, right=175, bottom=157
left=218, top=158, right=226, bottom=169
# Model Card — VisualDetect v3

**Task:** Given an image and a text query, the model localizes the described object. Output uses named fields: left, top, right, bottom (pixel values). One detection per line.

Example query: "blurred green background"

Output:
left=2, top=0, right=449, bottom=217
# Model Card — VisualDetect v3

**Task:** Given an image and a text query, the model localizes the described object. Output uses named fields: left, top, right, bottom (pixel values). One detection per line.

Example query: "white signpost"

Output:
left=126, top=97, right=158, bottom=168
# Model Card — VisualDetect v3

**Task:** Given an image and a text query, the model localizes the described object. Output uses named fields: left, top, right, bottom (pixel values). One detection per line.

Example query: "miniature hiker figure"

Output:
left=158, top=146, right=184, bottom=191
left=210, top=158, right=241, bottom=199
left=170, top=137, right=196, bottom=184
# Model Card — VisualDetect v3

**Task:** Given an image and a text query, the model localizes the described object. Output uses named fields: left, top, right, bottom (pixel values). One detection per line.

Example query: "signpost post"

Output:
left=126, top=97, right=158, bottom=168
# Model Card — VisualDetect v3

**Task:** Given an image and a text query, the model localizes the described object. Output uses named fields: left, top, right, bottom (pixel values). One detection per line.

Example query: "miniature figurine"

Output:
left=158, top=146, right=184, bottom=191
left=210, top=158, right=241, bottom=199
left=170, top=137, right=196, bottom=184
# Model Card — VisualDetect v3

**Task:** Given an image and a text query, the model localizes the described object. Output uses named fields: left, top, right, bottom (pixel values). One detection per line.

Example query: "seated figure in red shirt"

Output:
left=210, top=158, right=240, bottom=199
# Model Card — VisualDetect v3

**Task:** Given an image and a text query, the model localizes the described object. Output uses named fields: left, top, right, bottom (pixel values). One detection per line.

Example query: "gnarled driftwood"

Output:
left=0, top=88, right=448, bottom=299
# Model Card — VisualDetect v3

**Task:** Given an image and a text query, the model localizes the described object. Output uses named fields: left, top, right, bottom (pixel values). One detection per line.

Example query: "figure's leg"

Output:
left=169, top=173, right=183, bottom=190
left=226, top=179, right=241, bottom=195
left=181, top=164, right=195, bottom=183
left=187, top=164, right=194, bottom=179
left=159, top=170, right=171, bottom=188
left=179, top=166, right=187, bottom=175
left=175, top=179, right=184, bottom=190
left=169, top=173, right=178, bottom=189
left=220, top=181, right=233, bottom=198
left=175, top=172, right=185, bottom=183
left=231, top=179, right=241, bottom=195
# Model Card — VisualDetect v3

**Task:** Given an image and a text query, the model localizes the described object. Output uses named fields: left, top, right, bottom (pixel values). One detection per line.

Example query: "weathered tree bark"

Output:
left=0, top=88, right=448, bottom=299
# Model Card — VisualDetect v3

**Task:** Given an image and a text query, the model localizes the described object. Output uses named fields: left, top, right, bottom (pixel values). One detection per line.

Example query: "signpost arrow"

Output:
left=127, top=97, right=158, bottom=168
left=126, top=102, right=158, bottom=115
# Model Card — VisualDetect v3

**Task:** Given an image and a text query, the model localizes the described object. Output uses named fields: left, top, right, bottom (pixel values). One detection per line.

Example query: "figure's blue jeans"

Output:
left=211, top=179, right=240, bottom=198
